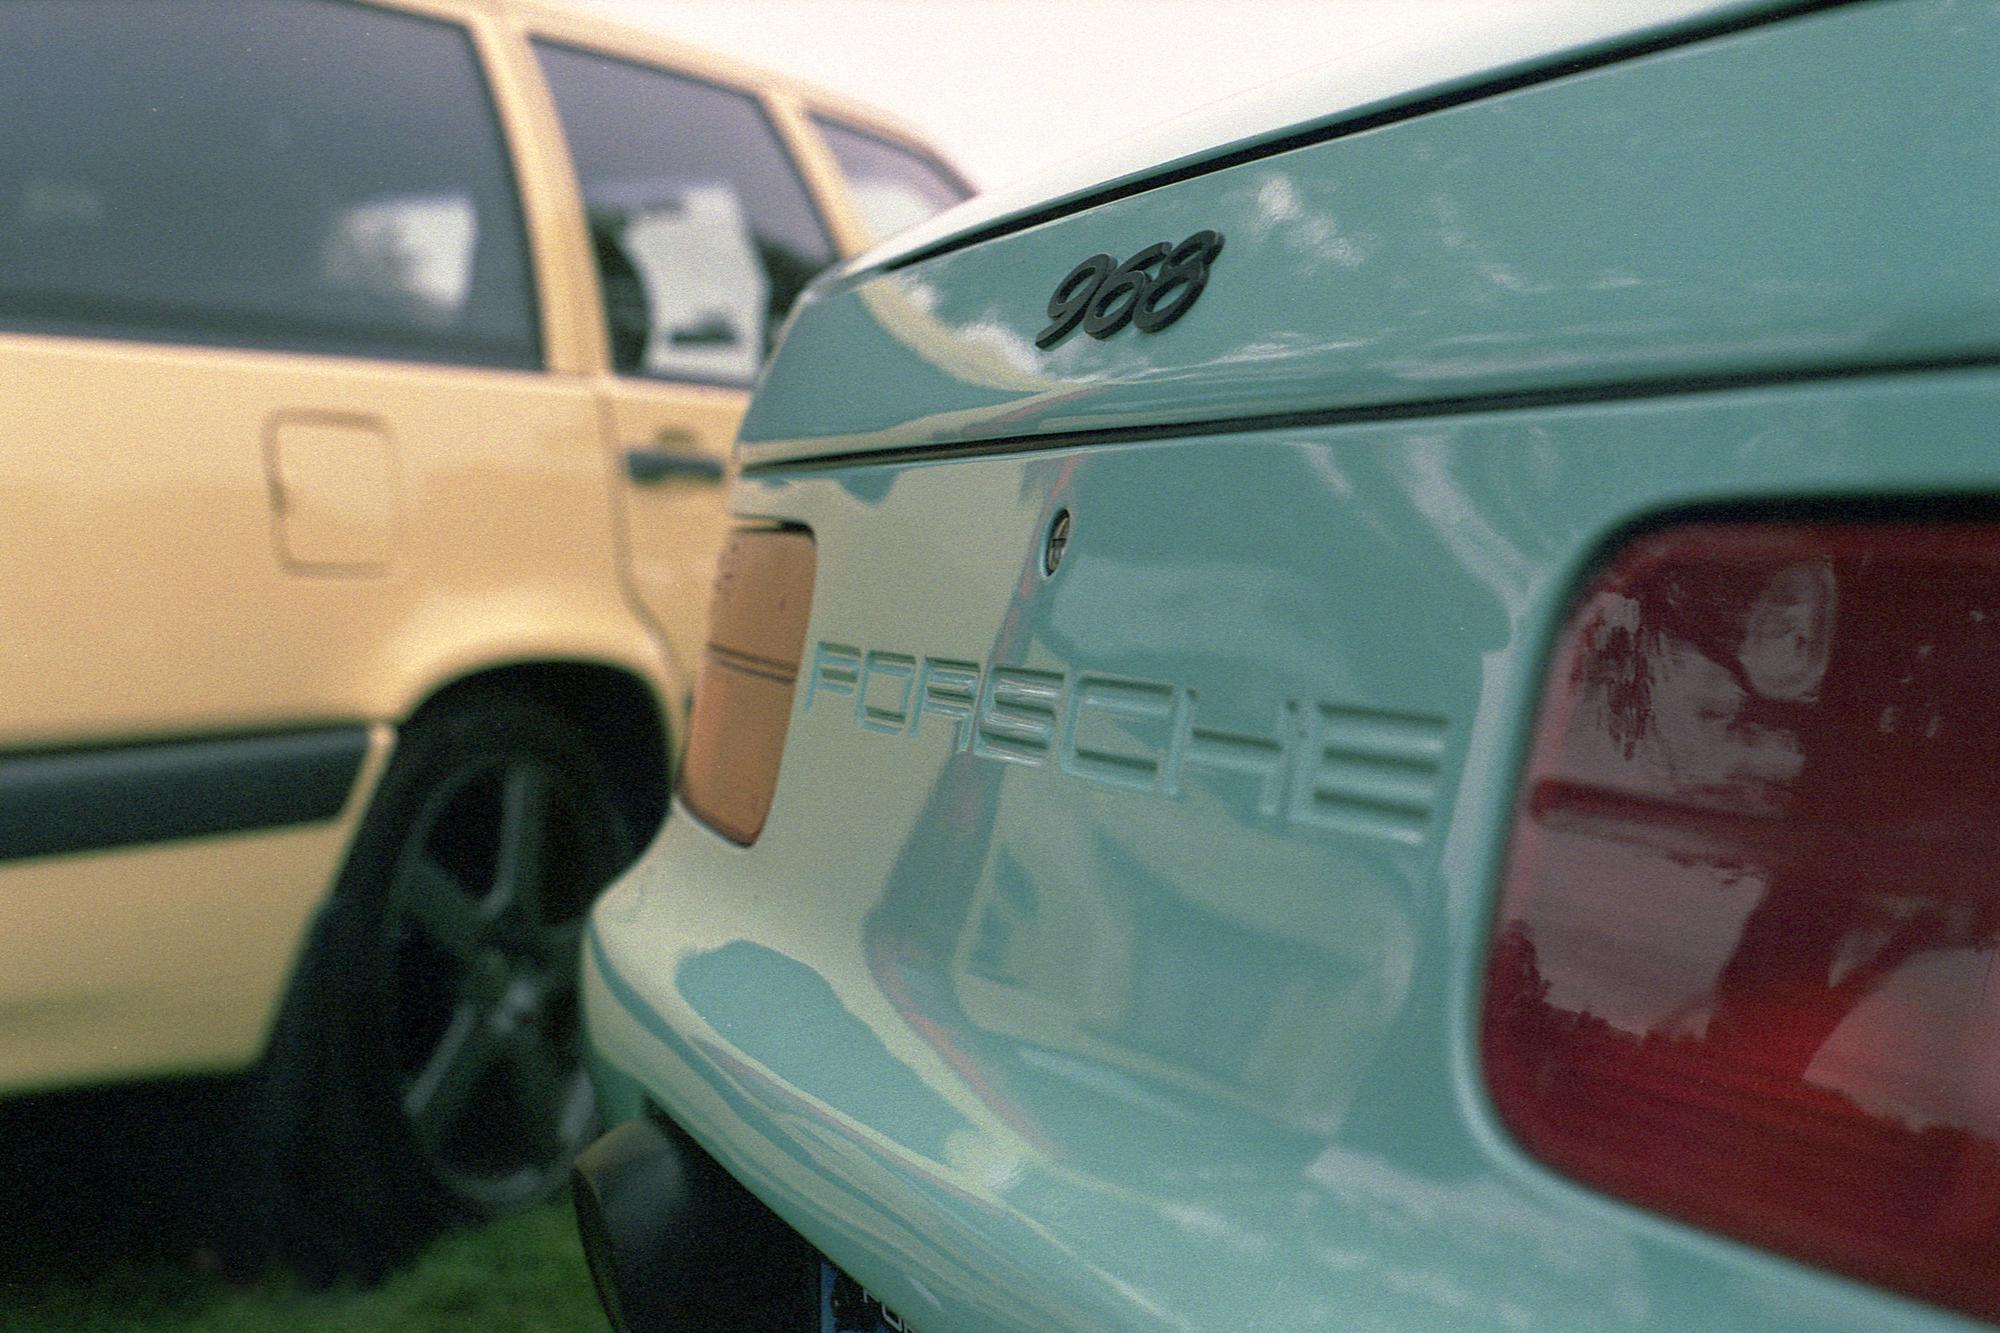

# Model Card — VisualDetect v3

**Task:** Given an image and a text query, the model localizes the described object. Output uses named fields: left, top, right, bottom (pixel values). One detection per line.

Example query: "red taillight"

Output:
left=1484, top=521, right=2000, bottom=1322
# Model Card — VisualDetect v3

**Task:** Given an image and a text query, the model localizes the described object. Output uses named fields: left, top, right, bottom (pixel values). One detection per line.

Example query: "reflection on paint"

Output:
left=1487, top=522, right=2000, bottom=1321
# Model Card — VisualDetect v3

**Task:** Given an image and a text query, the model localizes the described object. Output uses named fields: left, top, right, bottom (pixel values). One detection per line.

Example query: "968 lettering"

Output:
left=1034, top=229, right=1225, bottom=348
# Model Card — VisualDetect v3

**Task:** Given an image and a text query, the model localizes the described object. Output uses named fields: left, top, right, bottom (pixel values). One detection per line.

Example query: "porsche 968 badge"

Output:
left=1035, top=230, right=1224, bottom=348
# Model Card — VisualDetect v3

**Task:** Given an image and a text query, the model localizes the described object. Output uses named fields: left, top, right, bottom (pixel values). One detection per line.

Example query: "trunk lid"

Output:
left=741, top=0, right=2000, bottom=468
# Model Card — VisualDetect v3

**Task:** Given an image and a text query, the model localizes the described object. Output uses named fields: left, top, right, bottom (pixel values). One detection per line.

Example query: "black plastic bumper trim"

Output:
left=0, top=726, right=371, bottom=862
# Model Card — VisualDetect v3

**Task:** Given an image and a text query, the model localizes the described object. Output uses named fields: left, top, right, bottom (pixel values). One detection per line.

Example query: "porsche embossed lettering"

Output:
left=1034, top=230, right=1225, bottom=349
left=804, top=642, right=1445, bottom=846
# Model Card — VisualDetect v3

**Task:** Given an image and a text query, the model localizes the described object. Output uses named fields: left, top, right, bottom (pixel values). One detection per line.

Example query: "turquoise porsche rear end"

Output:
left=579, top=2, right=2000, bottom=1328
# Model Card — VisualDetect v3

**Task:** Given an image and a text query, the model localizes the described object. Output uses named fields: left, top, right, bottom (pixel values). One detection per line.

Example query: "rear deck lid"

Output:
left=740, top=0, right=2000, bottom=466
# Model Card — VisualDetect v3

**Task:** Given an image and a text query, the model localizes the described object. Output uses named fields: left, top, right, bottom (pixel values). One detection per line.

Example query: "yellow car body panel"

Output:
left=0, top=728, right=394, bottom=1091
left=0, top=0, right=963, bottom=1095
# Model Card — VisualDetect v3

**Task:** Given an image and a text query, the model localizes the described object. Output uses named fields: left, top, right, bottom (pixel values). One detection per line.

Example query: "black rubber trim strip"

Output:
left=742, top=353, right=2000, bottom=475
left=0, top=726, right=371, bottom=862
left=877, top=0, right=1858, bottom=274
left=706, top=643, right=800, bottom=682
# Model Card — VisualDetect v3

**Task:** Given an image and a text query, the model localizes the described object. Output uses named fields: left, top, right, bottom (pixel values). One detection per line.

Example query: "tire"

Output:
left=254, top=690, right=641, bottom=1281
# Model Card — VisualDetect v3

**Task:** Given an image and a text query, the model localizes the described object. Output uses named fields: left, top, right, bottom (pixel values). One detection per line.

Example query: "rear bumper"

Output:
left=582, top=371, right=2000, bottom=1332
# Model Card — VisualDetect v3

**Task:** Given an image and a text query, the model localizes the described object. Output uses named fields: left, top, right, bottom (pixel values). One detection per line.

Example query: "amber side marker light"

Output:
left=1484, top=521, right=2000, bottom=1324
left=679, top=526, right=815, bottom=845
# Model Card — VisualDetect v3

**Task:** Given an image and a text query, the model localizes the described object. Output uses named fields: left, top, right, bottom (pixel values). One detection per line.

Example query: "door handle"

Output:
left=624, top=444, right=725, bottom=485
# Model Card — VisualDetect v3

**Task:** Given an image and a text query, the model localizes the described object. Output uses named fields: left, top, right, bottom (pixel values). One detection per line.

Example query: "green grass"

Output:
left=0, top=1204, right=606, bottom=1333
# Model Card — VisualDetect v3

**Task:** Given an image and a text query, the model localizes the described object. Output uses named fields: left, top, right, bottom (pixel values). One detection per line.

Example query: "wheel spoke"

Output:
left=398, top=856, right=485, bottom=960
left=403, top=1001, right=506, bottom=1146
left=536, top=917, right=586, bottom=982
left=504, top=1032, right=573, bottom=1157
left=558, top=1065, right=595, bottom=1145
left=491, top=761, right=551, bottom=925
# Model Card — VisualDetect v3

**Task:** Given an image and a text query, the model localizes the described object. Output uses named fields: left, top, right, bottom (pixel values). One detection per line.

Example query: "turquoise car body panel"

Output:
left=589, top=373, right=2000, bottom=1333
left=585, top=3, right=2000, bottom=1329
left=741, top=0, right=2000, bottom=466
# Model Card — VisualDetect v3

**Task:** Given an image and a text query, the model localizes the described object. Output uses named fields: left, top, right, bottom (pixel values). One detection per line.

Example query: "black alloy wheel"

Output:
left=385, top=747, right=617, bottom=1211
left=255, top=690, right=644, bottom=1279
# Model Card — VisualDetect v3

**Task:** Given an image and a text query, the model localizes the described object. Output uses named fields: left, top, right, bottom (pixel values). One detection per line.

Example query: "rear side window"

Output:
left=813, top=118, right=972, bottom=243
left=0, top=0, right=540, bottom=368
left=535, top=42, right=836, bottom=386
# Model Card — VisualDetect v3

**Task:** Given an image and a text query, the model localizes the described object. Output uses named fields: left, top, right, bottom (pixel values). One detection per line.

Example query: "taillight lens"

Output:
left=1484, top=521, right=2000, bottom=1322
left=679, top=526, right=815, bottom=844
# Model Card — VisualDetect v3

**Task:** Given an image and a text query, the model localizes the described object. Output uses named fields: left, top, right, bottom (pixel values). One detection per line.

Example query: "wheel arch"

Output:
left=405, top=659, right=676, bottom=850
left=255, top=661, right=673, bottom=1272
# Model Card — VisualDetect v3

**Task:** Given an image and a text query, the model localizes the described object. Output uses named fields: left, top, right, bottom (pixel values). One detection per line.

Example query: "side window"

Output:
left=534, top=42, right=836, bottom=385
left=0, top=0, right=540, bottom=368
left=813, top=118, right=973, bottom=244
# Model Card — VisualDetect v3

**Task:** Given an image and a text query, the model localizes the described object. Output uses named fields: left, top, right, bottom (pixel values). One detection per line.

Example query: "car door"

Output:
left=0, top=0, right=600, bottom=1090
left=528, top=36, right=843, bottom=687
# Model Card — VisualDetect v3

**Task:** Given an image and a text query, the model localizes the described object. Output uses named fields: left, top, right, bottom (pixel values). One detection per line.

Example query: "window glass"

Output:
left=0, top=0, right=540, bottom=368
left=814, top=118, right=972, bottom=244
left=535, top=42, right=836, bottom=384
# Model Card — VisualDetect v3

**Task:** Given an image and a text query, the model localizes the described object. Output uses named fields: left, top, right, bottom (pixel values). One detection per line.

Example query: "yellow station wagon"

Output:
left=0, top=0, right=967, bottom=1273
